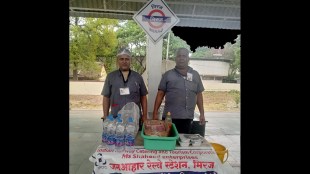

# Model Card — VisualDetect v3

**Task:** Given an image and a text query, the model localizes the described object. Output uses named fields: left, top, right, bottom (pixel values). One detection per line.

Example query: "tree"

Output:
left=191, top=46, right=213, bottom=58
left=231, top=35, right=240, bottom=78
left=223, top=34, right=240, bottom=80
left=117, top=20, right=147, bottom=75
left=69, top=17, right=118, bottom=80
left=162, top=31, right=190, bottom=60
left=116, top=21, right=190, bottom=74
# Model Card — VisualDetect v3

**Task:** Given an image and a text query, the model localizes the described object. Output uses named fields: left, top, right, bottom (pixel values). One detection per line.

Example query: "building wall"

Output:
left=143, top=59, right=229, bottom=76
left=142, top=59, right=230, bottom=86
left=189, top=60, right=229, bottom=76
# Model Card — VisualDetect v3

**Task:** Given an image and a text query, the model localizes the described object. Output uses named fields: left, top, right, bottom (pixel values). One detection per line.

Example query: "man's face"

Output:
left=117, top=54, right=131, bottom=71
left=175, top=49, right=189, bottom=68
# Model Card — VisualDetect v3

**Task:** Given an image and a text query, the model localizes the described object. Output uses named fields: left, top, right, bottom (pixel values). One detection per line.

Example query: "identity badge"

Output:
left=187, top=73, right=193, bottom=81
left=120, top=87, right=130, bottom=95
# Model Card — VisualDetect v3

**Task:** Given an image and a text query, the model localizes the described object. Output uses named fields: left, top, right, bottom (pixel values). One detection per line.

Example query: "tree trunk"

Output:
left=72, top=17, right=79, bottom=81
left=73, top=69, right=78, bottom=81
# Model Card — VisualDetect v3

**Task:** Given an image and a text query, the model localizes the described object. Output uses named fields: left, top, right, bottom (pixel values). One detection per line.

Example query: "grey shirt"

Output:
left=101, top=69, right=148, bottom=116
left=158, top=66, right=204, bottom=119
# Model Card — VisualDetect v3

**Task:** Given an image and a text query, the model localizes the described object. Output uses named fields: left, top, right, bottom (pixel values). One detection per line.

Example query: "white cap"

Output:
left=117, top=48, right=131, bottom=57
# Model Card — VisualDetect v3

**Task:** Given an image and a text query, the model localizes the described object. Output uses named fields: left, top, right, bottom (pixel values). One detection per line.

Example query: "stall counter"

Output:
left=89, top=132, right=237, bottom=174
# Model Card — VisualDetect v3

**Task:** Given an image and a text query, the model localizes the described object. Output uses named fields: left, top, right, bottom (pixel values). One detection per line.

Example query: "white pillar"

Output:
left=146, top=36, right=163, bottom=119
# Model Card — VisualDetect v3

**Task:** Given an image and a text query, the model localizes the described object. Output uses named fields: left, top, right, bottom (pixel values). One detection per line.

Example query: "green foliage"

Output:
left=228, top=90, right=240, bottom=105
left=162, top=32, right=191, bottom=60
left=223, top=35, right=240, bottom=80
left=117, top=20, right=147, bottom=74
left=189, top=35, right=240, bottom=80
left=116, top=21, right=190, bottom=74
left=130, top=56, right=145, bottom=74
left=112, top=20, right=191, bottom=74
left=101, top=52, right=117, bottom=74
left=69, top=17, right=118, bottom=79
left=191, top=46, right=213, bottom=58
left=117, top=20, right=147, bottom=53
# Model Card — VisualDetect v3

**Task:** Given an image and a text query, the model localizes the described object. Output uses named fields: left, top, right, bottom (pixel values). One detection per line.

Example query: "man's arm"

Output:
left=152, top=90, right=165, bottom=120
left=196, top=92, right=205, bottom=125
left=102, top=96, right=110, bottom=119
left=140, top=95, right=147, bottom=122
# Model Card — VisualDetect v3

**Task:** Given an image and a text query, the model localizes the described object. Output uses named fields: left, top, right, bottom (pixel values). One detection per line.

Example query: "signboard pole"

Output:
left=133, top=0, right=179, bottom=118
left=146, top=36, right=163, bottom=118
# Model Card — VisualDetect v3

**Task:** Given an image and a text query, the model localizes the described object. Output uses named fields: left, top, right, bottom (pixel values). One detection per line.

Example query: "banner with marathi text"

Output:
left=89, top=146, right=229, bottom=174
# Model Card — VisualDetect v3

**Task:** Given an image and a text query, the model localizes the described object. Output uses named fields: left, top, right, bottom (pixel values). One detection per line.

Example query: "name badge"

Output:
left=120, top=87, right=130, bottom=95
left=187, top=73, right=193, bottom=81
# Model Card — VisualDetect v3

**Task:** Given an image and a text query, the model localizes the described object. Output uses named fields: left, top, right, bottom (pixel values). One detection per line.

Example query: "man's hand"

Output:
left=199, top=114, right=206, bottom=125
left=141, top=116, right=147, bottom=123
left=152, top=111, right=158, bottom=120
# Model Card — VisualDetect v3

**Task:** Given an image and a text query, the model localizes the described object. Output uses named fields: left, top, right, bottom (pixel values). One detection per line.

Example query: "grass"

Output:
left=70, top=91, right=240, bottom=112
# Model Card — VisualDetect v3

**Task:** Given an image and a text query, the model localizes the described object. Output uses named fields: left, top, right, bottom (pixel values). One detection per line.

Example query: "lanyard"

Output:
left=119, top=69, right=131, bottom=87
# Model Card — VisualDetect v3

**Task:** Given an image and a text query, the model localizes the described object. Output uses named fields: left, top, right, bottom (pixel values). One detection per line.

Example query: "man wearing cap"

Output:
left=101, top=48, right=148, bottom=126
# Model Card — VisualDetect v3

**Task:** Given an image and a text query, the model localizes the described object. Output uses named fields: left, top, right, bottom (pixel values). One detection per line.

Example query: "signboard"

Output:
left=133, top=0, right=180, bottom=44
left=89, top=146, right=233, bottom=174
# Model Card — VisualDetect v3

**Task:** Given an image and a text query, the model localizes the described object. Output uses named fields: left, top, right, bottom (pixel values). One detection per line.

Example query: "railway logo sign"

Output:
left=133, top=0, right=179, bottom=44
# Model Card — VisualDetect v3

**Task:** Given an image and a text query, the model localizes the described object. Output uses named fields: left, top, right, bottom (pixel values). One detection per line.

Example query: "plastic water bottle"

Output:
left=116, top=113, right=121, bottom=120
left=106, top=116, right=116, bottom=151
left=101, top=114, right=113, bottom=147
left=115, top=117, right=125, bottom=152
left=125, top=117, right=136, bottom=152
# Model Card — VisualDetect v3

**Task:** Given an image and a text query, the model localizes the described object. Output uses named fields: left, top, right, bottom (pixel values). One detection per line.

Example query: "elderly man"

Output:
left=152, top=47, right=205, bottom=134
left=101, top=48, right=148, bottom=127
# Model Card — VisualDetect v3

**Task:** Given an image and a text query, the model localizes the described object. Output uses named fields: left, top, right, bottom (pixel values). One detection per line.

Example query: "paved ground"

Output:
left=203, top=112, right=240, bottom=174
left=70, top=110, right=240, bottom=174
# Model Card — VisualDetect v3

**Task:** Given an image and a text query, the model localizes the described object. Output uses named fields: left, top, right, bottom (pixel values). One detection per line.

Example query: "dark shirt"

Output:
left=158, top=66, right=204, bottom=119
left=101, top=69, right=148, bottom=116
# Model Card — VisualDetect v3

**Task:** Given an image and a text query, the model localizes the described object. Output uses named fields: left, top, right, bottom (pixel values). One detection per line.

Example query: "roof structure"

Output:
left=70, top=0, right=240, bottom=30
left=69, top=0, right=241, bottom=50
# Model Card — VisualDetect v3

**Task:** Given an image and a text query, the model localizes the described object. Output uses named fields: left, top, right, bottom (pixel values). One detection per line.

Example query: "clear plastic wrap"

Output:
left=117, top=102, right=140, bottom=137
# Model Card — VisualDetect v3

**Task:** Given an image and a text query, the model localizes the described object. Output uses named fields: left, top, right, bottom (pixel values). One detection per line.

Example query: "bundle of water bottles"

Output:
left=101, top=114, right=137, bottom=152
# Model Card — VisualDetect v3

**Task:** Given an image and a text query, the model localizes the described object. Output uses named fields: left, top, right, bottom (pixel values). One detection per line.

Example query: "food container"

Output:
left=191, top=139, right=202, bottom=146
left=179, top=134, right=191, bottom=143
left=178, top=140, right=190, bottom=147
left=141, top=123, right=179, bottom=150
left=179, top=133, right=204, bottom=147
left=180, top=134, right=204, bottom=142
left=143, top=120, right=168, bottom=137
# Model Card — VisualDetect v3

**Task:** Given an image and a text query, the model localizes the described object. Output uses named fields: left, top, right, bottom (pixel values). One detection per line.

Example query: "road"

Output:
left=69, top=110, right=240, bottom=174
